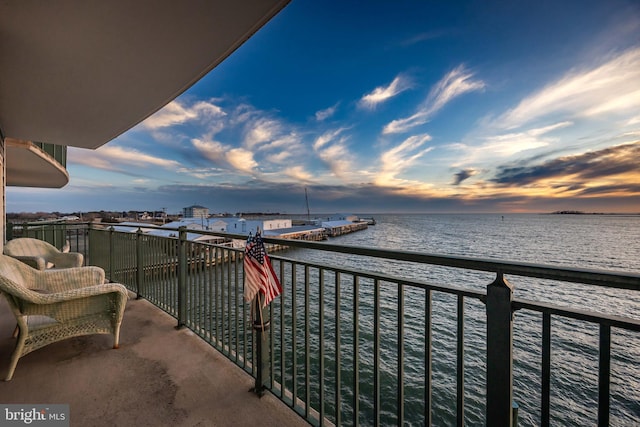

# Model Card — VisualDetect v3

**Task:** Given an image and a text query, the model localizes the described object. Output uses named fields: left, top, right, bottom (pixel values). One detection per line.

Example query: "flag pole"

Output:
left=244, top=226, right=279, bottom=397
left=251, top=293, right=270, bottom=397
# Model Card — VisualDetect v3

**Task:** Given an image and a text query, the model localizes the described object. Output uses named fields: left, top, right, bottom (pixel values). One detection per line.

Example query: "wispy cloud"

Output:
left=142, top=100, right=226, bottom=129
left=284, top=166, right=313, bottom=182
left=313, top=128, right=348, bottom=150
left=243, top=117, right=283, bottom=149
left=383, top=65, right=485, bottom=134
left=497, top=47, right=640, bottom=129
left=192, top=138, right=257, bottom=176
left=376, top=134, right=433, bottom=184
left=451, top=121, right=574, bottom=167
left=258, top=133, right=302, bottom=154
left=315, top=103, right=340, bottom=121
left=312, top=128, right=354, bottom=178
left=176, top=167, right=227, bottom=180
left=399, top=30, right=449, bottom=47
left=359, top=75, right=412, bottom=110
left=266, top=151, right=292, bottom=164
left=317, top=143, right=353, bottom=178
left=627, top=115, right=640, bottom=126
left=69, top=145, right=181, bottom=171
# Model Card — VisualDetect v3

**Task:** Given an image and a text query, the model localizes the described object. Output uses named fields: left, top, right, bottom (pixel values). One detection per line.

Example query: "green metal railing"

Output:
left=33, top=142, right=67, bottom=168
left=8, top=222, right=640, bottom=426
left=7, top=221, right=87, bottom=253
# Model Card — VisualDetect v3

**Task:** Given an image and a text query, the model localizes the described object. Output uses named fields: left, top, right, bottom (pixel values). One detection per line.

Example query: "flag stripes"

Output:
left=243, top=232, right=282, bottom=307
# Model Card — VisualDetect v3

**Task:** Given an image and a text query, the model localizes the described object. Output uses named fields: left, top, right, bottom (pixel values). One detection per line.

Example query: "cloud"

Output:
left=192, top=138, right=257, bottom=176
left=383, top=65, right=485, bottom=134
left=284, top=166, right=313, bottom=181
left=317, top=143, right=353, bottom=178
left=377, top=134, right=433, bottom=184
left=176, top=167, right=227, bottom=180
left=627, top=115, right=640, bottom=126
left=266, top=151, right=292, bottom=163
left=482, top=121, right=573, bottom=156
left=191, top=138, right=226, bottom=163
left=359, top=75, right=412, bottom=110
left=310, top=127, right=357, bottom=179
left=315, top=103, right=339, bottom=121
left=142, top=100, right=225, bottom=129
left=453, top=169, right=477, bottom=185
left=258, top=133, right=302, bottom=154
left=313, top=128, right=348, bottom=150
left=382, top=111, right=428, bottom=136
left=399, top=30, right=449, bottom=47
left=243, top=117, right=282, bottom=149
left=498, top=47, right=640, bottom=129
left=450, top=121, right=574, bottom=168
left=490, top=141, right=640, bottom=198
left=69, top=145, right=181, bottom=171
left=226, top=148, right=258, bottom=174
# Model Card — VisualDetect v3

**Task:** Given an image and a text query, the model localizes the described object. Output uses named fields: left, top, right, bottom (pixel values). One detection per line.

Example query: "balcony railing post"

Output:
left=486, top=272, right=514, bottom=426
left=6, top=222, right=14, bottom=241
left=251, top=294, right=271, bottom=397
left=177, top=226, right=187, bottom=329
left=87, top=223, right=94, bottom=265
left=136, top=227, right=143, bottom=299
left=108, top=226, right=115, bottom=282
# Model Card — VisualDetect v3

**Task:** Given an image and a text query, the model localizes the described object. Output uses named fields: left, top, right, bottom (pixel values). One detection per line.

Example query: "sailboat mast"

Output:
left=305, top=187, right=310, bottom=221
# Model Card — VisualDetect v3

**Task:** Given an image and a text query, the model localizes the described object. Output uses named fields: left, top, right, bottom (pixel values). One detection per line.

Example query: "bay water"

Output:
left=280, top=213, right=640, bottom=426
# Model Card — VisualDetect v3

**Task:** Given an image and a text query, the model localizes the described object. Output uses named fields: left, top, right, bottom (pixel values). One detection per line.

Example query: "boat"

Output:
left=359, top=217, right=376, bottom=225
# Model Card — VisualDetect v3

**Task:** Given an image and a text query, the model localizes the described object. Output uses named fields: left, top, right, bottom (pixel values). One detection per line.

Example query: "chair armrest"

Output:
left=34, top=266, right=106, bottom=293
left=31, top=283, right=128, bottom=304
left=50, top=252, right=84, bottom=268
left=17, top=283, right=129, bottom=320
left=8, top=255, right=46, bottom=270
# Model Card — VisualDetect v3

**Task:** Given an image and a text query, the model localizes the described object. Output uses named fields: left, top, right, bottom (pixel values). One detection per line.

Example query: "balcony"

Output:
left=0, top=283, right=307, bottom=426
left=4, top=222, right=640, bottom=426
left=5, top=139, right=68, bottom=188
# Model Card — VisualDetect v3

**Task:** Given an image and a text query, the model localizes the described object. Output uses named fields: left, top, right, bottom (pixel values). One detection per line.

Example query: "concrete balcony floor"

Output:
left=0, top=293, right=309, bottom=426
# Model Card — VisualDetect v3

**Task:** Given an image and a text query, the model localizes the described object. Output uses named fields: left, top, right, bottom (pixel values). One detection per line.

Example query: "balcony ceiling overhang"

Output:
left=0, top=0, right=289, bottom=150
left=5, top=139, right=69, bottom=188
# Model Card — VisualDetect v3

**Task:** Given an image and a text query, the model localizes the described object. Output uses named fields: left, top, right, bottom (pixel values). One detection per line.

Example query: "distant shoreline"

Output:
left=547, top=210, right=640, bottom=216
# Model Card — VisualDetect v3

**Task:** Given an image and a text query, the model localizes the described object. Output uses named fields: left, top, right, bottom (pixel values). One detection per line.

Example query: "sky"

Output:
left=8, top=0, right=640, bottom=215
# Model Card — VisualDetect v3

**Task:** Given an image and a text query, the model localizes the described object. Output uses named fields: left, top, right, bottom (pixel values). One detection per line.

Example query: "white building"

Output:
left=327, top=213, right=360, bottom=222
left=182, top=205, right=209, bottom=219
left=225, top=218, right=292, bottom=235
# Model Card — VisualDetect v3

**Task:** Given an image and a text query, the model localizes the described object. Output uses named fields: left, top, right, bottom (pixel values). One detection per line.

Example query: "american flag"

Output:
left=243, top=232, right=282, bottom=307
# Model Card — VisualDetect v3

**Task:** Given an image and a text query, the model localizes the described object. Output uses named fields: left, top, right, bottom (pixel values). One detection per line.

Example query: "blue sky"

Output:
left=8, top=0, right=640, bottom=214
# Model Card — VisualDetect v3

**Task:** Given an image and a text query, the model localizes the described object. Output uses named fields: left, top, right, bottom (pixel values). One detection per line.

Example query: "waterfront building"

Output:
left=182, top=205, right=209, bottom=219
left=225, top=218, right=292, bottom=234
left=321, top=219, right=368, bottom=236
left=263, top=224, right=327, bottom=241
left=326, top=213, right=359, bottom=222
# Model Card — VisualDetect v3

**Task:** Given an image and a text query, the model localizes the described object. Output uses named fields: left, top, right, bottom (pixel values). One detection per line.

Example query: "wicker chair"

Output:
left=3, top=237, right=83, bottom=270
left=0, top=254, right=128, bottom=380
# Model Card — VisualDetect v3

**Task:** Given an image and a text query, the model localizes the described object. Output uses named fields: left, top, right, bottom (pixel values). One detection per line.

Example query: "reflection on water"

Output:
left=275, top=213, right=640, bottom=426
